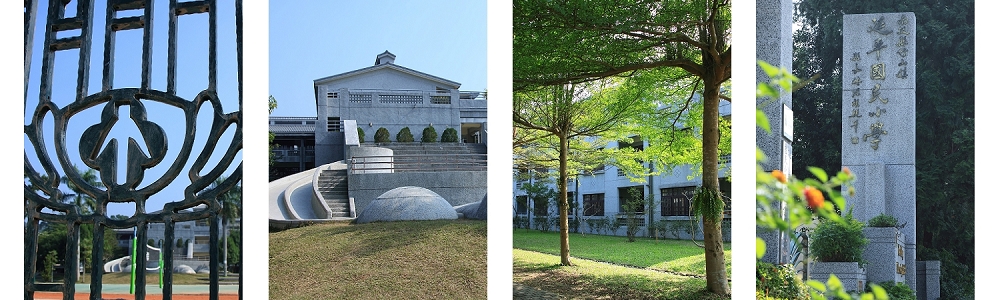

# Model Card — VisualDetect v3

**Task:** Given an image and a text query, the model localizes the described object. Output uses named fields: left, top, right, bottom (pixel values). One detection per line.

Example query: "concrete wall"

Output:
left=756, top=0, right=794, bottom=265
left=348, top=171, right=487, bottom=214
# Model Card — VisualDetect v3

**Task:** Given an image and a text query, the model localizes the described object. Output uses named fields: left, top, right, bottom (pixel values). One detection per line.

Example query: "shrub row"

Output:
left=361, top=126, right=461, bottom=143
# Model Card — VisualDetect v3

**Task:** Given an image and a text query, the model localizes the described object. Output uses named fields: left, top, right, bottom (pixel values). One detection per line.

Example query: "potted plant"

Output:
left=863, top=213, right=906, bottom=284
left=809, top=214, right=868, bottom=292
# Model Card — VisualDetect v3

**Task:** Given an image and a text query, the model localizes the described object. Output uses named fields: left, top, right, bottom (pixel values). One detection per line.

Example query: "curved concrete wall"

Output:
left=347, top=146, right=394, bottom=174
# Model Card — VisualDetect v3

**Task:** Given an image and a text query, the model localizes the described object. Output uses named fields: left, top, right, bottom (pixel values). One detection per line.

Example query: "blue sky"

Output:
left=23, top=0, right=244, bottom=218
left=268, top=0, right=488, bottom=117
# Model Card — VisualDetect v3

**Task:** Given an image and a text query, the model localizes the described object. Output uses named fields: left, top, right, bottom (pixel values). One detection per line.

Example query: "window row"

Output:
left=515, top=185, right=731, bottom=217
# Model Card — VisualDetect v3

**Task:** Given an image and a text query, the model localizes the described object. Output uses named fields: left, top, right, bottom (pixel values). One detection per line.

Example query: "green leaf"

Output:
left=758, top=60, right=780, bottom=77
left=808, top=166, right=829, bottom=182
left=806, top=280, right=827, bottom=292
left=832, top=195, right=846, bottom=213
left=757, top=110, right=771, bottom=133
left=756, top=237, right=767, bottom=259
left=870, top=284, right=888, bottom=300
left=826, top=274, right=842, bottom=290
left=860, top=293, right=874, bottom=300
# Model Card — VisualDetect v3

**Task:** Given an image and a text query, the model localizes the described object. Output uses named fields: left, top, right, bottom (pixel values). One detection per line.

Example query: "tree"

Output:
left=441, top=128, right=459, bottom=143
left=210, top=176, right=241, bottom=276
left=421, top=126, right=438, bottom=143
left=792, top=1, right=973, bottom=297
left=514, top=78, right=654, bottom=266
left=514, top=0, right=731, bottom=294
left=396, top=127, right=414, bottom=142
left=357, top=127, right=365, bottom=143
left=269, top=96, right=278, bottom=165
left=374, top=127, right=391, bottom=143
left=62, top=164, right=101, bottom=277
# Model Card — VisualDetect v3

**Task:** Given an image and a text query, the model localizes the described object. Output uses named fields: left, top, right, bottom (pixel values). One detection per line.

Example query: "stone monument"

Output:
left=755, top=0, right=794, bottom=265
left=840, top=13, right=938, bottom=299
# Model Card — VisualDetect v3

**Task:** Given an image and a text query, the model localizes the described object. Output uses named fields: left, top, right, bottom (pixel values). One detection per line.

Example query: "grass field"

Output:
left=269, top=219, right=487, bottom=300
left=514, top=249, right=729, bottom=300
left=513, top=230, right=731, bottom=299
left=513, top=229, right=731, bottom=277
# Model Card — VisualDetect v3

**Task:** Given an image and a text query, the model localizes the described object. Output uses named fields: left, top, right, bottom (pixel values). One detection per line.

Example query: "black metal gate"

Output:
left=24, top=0, right=243, bottom=299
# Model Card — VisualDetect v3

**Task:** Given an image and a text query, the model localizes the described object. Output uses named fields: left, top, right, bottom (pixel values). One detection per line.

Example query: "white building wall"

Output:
left=513, top=142, right=731, bottom=241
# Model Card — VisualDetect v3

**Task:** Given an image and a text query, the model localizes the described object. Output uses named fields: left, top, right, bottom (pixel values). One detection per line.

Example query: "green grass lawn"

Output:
left=269, top=219, right=487, bottom=300
left=513, top=229, right=731, bottom=277
left=514, top=249, right=728, bottom=300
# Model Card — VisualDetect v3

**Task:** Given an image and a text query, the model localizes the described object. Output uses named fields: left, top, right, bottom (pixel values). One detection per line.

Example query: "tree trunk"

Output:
left=558, top=133, right=572, bottom=266
left=701, top=80, right=729, bottom=295
left=223, top=218, right=228, bottom=277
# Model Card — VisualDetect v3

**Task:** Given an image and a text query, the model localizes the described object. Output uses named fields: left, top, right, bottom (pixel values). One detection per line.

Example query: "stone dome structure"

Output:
left=356, top=186, right=458, bottom=223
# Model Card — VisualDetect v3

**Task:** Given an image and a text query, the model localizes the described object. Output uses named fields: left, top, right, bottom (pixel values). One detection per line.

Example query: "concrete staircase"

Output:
left=362, top=143, right=487, bottom=172
left=316, top=169, right=351, bottom=218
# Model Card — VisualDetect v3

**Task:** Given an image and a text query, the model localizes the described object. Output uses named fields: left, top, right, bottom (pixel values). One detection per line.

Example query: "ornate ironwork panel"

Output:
left=24, top=0, right=243, bottom=299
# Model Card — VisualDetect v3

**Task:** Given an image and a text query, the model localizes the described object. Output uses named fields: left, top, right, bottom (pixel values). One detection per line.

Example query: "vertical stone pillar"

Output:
left=842, top=12, right=917, bottom=290
left=916, top=261, right=940, bottom=300
left=755, top=0, right=794, bottom=265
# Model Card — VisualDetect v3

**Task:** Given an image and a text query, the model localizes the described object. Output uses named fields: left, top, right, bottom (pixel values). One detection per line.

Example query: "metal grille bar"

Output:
left=24, top=0, right=243, bottom=299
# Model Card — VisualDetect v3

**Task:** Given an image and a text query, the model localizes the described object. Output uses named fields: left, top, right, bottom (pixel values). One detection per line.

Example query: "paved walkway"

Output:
left=513, top=283, right=563, bottom=300
left=70, top=284, right=239, bottom=294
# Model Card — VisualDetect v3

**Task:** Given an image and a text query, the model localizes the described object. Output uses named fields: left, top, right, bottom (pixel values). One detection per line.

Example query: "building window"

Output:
left=565, top=191, right=575, bottom=215
left=327, top=92, right=339, bottom=99
left=618, top=186, right=644, bottom=214
left=430, top=95, right=451, bottom=104
left=533, top=197, right=549, bottom=216
left=583, top=193, right=604, bottom=216
left=661, top=186, right=696, bottom=216
left=327, top=117, right=341, bottom=132
left=515, top=196, right=528, bottom=215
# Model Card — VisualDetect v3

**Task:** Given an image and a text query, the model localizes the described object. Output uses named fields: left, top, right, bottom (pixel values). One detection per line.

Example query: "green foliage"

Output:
left=176, top=238, right=184, bottom=249
left=396, top=127, right=414, bottom=143
left=866, top=282, right=915, bottom=300
left=513, top=216, right=530, bottom=230
left=269, top=96, right=278, bottom=165
left=357, top=127, right=365, bottom=143
left=441, top=128, right=459, bottom=142
left=374, top=127, right=390, bottom=143
left=223, top=230, right=241, bottom=266
left=43, top=250, right=58, bottom=282
left=421, top=126, right=437, bottom=143
left=584, top=217, right=611, bottom=235
left=811, top=215, right=867, bottom=265
left=692, top=186, right=724, bottom=223
left=532, top=216, right=554, bottom=232
left=620, top=188, right=646, bottom=242
left=756, top=261, right=810, bottom=300
left=867, top=213, right=898, bottom=228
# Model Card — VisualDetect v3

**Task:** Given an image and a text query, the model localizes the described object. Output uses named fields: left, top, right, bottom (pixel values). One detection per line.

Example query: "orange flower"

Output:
left=804, top=186, right=824, bottom=209
left=842, top=167, right=852, bottom=176
left=771, top=170, right=786, bottom=183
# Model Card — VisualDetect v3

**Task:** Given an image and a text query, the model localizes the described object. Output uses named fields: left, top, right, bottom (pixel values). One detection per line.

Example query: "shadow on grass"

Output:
left=515, top=266, right=721, bottom=300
